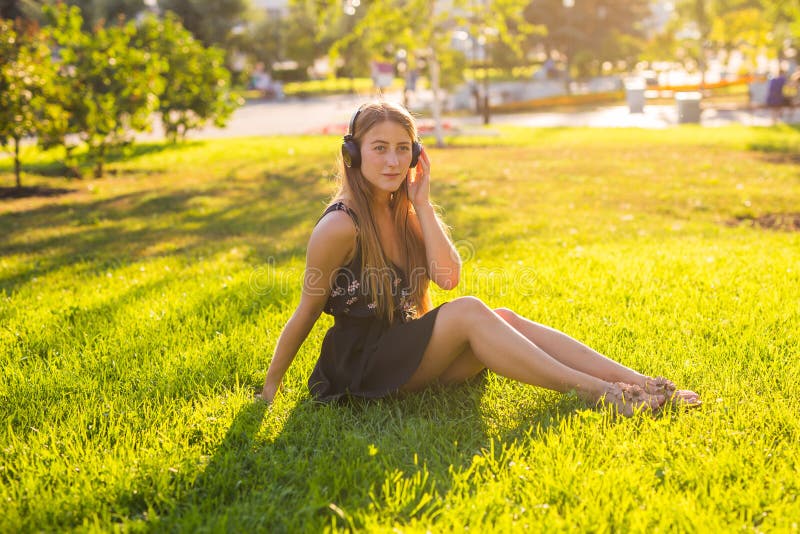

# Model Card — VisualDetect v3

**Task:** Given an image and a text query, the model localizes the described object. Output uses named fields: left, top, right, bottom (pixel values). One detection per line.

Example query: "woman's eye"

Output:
left=375, top=146, right=385, bottom=152
left=399, top=146, right=410, bottom=152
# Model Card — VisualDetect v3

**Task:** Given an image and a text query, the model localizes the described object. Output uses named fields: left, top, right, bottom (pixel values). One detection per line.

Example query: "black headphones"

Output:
left=341, top=105, right=422, bottom=169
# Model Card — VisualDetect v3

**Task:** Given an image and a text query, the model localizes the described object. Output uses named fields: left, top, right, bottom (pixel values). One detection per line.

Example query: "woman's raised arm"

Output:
left=408, top=149, right=461, bottom=290
left=260, top=210, right=357, bottom=402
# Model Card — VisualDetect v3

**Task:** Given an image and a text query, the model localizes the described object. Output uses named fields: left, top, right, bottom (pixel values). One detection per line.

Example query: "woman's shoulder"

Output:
left=316, top=199, right=358, bottom=232
left=306, top=214, right=357, bottom=274
left=314, top=208, right=357, bottom=240
left=321, top=199, right=358, bottom=224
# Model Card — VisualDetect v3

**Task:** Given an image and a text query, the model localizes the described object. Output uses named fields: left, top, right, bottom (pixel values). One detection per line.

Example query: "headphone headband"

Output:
left=341, top=103, right=422, bottom=169
left=347, top=105, right=364, bottom=138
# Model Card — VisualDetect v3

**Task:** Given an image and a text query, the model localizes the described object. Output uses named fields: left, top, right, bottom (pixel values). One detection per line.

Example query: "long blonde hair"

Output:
left=332, top=101, right=434, bottom=323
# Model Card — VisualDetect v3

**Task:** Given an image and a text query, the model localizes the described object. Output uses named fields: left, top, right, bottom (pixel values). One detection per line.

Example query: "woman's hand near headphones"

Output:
left=408, top=147, right=431, bottom=210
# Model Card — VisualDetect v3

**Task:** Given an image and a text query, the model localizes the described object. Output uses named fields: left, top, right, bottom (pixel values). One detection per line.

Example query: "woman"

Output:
left=260, top=101, right=700, bottom=416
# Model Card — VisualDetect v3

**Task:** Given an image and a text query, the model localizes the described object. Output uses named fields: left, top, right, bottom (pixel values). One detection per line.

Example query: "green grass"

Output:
left=1, top=126, right=800, bottom=532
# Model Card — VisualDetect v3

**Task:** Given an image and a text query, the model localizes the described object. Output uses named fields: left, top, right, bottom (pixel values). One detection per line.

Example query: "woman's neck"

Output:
left=371, top=197, right=392, bottom=215
left=369, top=190, right=392, bottom=210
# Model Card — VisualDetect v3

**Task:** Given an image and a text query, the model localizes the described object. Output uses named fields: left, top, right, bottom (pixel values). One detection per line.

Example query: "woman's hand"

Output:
left=257, top=382, right=279, bottom=404
left=408, top=148, right=431, bottom=210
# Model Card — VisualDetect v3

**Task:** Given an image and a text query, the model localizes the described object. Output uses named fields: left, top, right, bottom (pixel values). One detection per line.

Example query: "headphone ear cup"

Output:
left=410, top=141, right=422, bottom=168
left=342, top=139, right=361, bottom=168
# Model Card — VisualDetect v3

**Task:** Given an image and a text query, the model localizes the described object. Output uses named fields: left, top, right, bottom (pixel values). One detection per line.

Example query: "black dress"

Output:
left=308, top=201, right=446, bottom=402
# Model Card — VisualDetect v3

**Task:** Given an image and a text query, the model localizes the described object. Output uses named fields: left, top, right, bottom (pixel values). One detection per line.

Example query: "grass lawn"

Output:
left=1, top=126, right=799, bottom=532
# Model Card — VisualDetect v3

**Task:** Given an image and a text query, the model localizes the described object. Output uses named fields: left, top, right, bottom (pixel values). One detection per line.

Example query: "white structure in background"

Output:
left=643, top=1, right=675, bottom=37
left=252, top=0, right=289, bottom=19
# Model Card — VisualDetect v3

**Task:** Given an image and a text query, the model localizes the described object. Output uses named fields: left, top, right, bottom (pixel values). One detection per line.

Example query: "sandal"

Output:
left=645, top=376, right=701, bottom=408
left=598, top=382, right=665, bottom=417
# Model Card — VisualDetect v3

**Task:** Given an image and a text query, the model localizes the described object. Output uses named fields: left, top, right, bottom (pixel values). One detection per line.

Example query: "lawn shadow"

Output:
left=106, top=140, right=204, bottom=163
left=0, top=176, right=322, bottom=293
left=0, top=186, right=77, bottom=199
left=0, top=180, right=507, bottom=297
left=0, top=140, right=202, bottom=179
left=747, top=125, right=800, bottom=165
left=149, top=378, right=598, bottom=531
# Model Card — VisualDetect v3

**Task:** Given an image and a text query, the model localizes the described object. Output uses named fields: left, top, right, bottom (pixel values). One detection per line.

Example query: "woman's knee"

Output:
left=448, top=296, right=493, bottom=320
left=442, top=298, right=521, bottom=328
left=437, top=296, right=494, bottom=332
left=493, top=307, right=518, bottom=327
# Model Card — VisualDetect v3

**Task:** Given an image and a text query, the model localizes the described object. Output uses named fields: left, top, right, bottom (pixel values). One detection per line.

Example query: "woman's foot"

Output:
left=644, top=376, right=701, bottom=408
left=671, top=389, right=702, bottom=407
left=643, top=376, right=676, bottom=397
left=598, top=382, right=665, bottom=417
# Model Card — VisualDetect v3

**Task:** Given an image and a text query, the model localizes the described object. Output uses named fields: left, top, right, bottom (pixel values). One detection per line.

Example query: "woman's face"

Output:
left=358, top=120, right=413, bottom=196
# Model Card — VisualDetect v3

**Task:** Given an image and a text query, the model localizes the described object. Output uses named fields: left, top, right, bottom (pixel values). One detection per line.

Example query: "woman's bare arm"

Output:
left=413, top=203, right=461, bottom=290
left=408, top=149, right=461, bottom=290
left=260, top=210, right=357, bottom=402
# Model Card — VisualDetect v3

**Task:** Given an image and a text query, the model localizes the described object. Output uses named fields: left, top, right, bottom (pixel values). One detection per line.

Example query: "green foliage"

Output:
left=35, top=3, right=242, bottom=175
left=284, top=0, right=326, bottom=71
left=133, top=13, right=243, bottom=142
left=54, top=0, right=147, bottom=28
left=670, top=0, right=799, bottom=69
left=240, top=15, right=284, bottom=72
left=524, top=0, right=650, bottom=76
left=0, top=0, right=48, bottom=21
left=158, top=0, right=250, bottom=49
left=0, top=19, right=63, bottom=187
left=44, top=3, right=164, bottom=178
left=760, top=0, right=800, bottom=55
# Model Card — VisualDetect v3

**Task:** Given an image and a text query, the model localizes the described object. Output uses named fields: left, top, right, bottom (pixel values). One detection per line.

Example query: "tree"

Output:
left=133, top=13, right=242, bottom=142
left=241, top=15, right=284, bottom=71
left=709, top=4, right=770, bottom=71
left=524, top=0, right=651, bottom=78
left=158, top=0, right=250, bottom=48
left=325, top=0, right=536, bottom=146
left=0, top=0, right=47, bottom=21
left=759, top=0, right=800, bottom=61
left=45, top=3, right=164, bottom=178
left=0, top=19, right=63, bottom=187
left=671, top=0, right=796, bottom=78
left=672, top=0, right=714, bottom=84
left=22, top=0, right=150, bottom=29
left=283, top=0, right=325, bottom=73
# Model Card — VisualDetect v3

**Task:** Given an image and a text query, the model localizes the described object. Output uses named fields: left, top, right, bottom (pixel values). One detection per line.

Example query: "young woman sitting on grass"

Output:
left=259, top=100, right=700, bottom=416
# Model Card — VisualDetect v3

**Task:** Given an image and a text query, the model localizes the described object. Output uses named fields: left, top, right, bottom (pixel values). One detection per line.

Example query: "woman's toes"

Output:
left=644, top=376, right=676, bottom=397
left=599, top=383, right=662, bottom=417
left=672, top=389, right=702, bottom=407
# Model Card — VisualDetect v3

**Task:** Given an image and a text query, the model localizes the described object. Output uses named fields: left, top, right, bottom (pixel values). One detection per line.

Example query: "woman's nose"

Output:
left=386, top=150, right=399, bottom=166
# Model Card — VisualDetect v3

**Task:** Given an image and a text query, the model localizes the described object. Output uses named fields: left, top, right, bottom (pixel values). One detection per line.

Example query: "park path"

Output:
left=137, top=91, right=790, bottom=141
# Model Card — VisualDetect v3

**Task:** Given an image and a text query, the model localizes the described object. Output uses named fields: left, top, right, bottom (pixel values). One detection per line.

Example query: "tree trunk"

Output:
left=94, top=143, right=105, bottom=179
left=429, top=51, right=445, bottom=148
left=14, top=137, right=21, bottom=188
left=64, top=145, right=82, bottom=179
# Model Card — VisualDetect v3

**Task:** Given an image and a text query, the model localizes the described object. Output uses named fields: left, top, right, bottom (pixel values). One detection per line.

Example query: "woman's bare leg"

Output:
left=401, top=297, right=663, bottom=411
left=429, top=305, right=698, bottom=407
left=492, top=308, right=649, bottom=386
left=495, top=308, right=699, bottom=405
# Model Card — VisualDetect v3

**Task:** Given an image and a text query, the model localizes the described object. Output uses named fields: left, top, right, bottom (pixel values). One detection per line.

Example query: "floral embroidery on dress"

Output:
left=348, top=280, right=360, bottom=294
left=399, top=287, right=418, bottom=323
